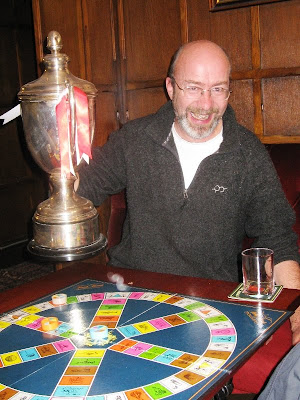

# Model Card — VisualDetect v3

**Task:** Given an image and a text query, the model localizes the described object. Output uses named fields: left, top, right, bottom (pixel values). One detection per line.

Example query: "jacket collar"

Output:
left=145, top=101, right=242, bottom=154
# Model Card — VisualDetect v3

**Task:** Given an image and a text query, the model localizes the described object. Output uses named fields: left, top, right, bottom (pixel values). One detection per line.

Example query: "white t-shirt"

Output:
left=172, top=124, right=223, bottom=189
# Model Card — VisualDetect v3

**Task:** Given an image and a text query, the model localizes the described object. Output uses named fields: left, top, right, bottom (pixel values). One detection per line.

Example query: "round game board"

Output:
left=0, top=280, right=237, bottom=400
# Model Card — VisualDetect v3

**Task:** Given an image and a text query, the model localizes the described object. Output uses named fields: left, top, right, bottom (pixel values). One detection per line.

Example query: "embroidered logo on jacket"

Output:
left=212, top=185, right=228, bottom=193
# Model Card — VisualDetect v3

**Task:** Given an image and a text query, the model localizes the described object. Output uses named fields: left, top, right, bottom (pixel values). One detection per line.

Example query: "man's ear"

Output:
left=165, top=77, right=174, bottom=100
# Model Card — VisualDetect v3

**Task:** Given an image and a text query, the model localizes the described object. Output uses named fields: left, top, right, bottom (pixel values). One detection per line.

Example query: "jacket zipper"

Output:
left=180, top=152, right=218, bottom=208
left=181, top=188, right=189, bottom=209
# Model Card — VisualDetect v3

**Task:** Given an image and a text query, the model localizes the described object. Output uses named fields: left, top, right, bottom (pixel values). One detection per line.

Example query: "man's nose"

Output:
left=193, top=90, right=213, bottom=109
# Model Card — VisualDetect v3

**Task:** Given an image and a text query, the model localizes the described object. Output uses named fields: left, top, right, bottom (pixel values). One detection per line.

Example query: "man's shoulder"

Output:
left=238, top=124, right=264, bottom=149
left=223, top=106, right=273, bottom=173
left=234, top=124, right=275, bottom=176
left=223, top=105, right=267, bottom=157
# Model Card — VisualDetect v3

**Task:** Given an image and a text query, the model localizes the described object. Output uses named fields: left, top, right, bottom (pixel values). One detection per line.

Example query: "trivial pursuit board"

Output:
left=0, top=279, right=291, bottom=400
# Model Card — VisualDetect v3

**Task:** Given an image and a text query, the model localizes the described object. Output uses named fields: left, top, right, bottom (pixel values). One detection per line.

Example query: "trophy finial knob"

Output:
left=47, top=31, right=63, bottom=54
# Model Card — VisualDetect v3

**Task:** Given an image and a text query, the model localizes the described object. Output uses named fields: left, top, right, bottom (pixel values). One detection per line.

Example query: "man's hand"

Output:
left=274, top=260, right=300, bottom=345
left=290, top=307, right=300, bottom=345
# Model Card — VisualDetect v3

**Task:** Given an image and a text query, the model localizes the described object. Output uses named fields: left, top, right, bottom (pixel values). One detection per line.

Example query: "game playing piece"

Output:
left=89, top=325, right=108, bottom=341
left=52, top=293, right=67, bottom=305
left=41, top=317, right=59, bottom=331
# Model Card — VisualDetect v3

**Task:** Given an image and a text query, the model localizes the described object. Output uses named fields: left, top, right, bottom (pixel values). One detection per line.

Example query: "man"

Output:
left=257, top=343, right=300, bottom=400
left=78, top=41, right=300, bottom=393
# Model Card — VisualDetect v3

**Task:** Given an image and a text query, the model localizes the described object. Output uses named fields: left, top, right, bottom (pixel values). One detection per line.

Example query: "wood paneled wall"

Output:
left=32, top=0, right=300, bottom=145
left=0, top=0, right=46, bottom=267
left=1, top=0, right=298, bottom=266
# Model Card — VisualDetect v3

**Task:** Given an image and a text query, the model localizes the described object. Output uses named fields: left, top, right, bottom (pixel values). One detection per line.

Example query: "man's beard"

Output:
left=175, top=106, right=221, bottom=140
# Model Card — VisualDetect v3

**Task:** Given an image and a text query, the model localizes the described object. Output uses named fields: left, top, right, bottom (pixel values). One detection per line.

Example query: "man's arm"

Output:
left=75, top=129, right=128, bottom=205
left=274, top=260, right=300, bottom=345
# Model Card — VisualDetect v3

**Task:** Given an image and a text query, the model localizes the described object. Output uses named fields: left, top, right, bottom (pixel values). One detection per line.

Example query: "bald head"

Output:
left=168, top=40, right=231, bottom=80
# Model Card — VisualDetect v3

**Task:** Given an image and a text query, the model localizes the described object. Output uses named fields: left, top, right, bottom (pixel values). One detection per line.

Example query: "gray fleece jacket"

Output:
left=78, top=101, right=299, bottom=281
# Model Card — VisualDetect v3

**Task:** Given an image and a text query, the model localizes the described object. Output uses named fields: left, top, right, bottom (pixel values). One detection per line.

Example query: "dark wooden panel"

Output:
left=0, top=183, right=34, bottom=245
left=83, top=0, right=117, bottom=85
left=210, top=7, right=252, bottom=72
left=0, top=28, right=20, bottom=106
left=187, top=1, right=252, bottom=72
left=187, top=0, right=211, bottom=41
left=126, top=87, right=167, bottom=121
left=0, top=0, right=47, bottom=267
left=123, top=0, right=182, bottom=83
left=260, top=1, right=300, bottom=69
left=229, top=79, right=255, bottom=132
left=14, top=0, right=34, bottom=25
left=37, top=0, right=85, bottom=78
left=0, top=0, right=14, bottom=25
left=262, top=76, right=300, bottom=137
left=0, top=118, right=47, bottom=246
left=16, top=27, right=37, bottom=86
left=0, top=120, right=29, bottom=184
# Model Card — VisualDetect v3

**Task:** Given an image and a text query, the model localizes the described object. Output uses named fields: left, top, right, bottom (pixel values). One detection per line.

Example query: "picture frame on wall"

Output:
left=209, top=0, right=287, bottom=11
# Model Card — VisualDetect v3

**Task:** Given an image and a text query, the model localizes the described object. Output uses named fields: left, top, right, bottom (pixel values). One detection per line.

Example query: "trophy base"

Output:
left=27, top=233, right=107, bottom=262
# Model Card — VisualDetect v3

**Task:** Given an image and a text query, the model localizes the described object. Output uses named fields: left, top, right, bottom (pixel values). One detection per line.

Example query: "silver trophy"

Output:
left=18, top=31, right=107, bottom=261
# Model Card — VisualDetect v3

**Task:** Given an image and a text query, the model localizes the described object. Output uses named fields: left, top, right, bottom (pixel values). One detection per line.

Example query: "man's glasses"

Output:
left=172, top=78, right=232, bottom=100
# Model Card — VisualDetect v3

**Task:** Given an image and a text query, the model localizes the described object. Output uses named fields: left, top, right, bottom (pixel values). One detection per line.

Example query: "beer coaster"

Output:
left=228, top=283, right=283, bottom=303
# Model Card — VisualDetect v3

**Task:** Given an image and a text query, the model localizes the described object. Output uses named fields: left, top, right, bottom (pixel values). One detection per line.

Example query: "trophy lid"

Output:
left=18, top=31, right=97, bottom=101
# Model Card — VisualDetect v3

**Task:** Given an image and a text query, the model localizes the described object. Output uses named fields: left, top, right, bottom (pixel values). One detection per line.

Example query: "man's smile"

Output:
left=190, top=111, right=213, bottom=123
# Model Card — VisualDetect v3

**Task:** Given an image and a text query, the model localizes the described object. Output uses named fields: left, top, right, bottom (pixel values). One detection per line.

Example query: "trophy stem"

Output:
left=28, top=170, right=107, bottom=261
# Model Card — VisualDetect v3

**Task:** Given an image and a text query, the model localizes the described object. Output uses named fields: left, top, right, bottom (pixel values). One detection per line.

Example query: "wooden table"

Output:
left=0, top=262, right=299, bottom=400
